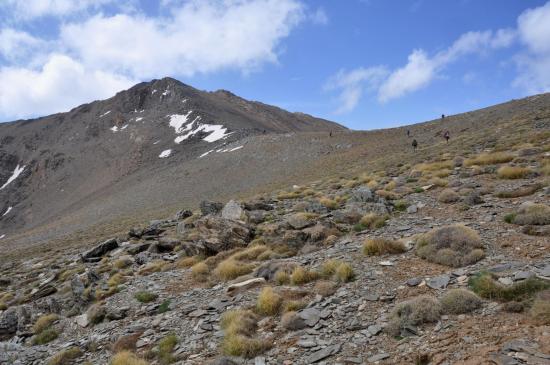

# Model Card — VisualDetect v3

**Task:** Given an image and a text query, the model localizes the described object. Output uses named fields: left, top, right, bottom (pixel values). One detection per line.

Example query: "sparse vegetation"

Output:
left=335, top=262, right=355, bottom=282
left=386, top=296, right=441, bottom=336
left=497, top=166, right=531, bottom=179
left=355, top=213, right=389, bottom=231
left=110, top=351, right=149, bottom=365
left=495, top=183, right=542, bottom=198
left=190, top=262, right=209, bottom=281
left=440, top=289, right=482, bottom=314
left=511, top=203, right=550, bottom=225
left=47, top=347, right=82, bottom=365
left=157, top=333, right=178, bottom=364
left=33, top=313, right=59, bottom=334
left=256, top=287, right=282, bottom=315
left=437, top=189, right=460, bottom=203
left=214, top=259, right=254, bottom=281
left=319, top=197, right=338, bottom=210
left=363, top=238, right=406, bottom=256
left=530, top=291, right=550, bottom=325
left=33, top=327, right=59, bottom=345
left=469, top=273, right=550, bottom=302
left=290, top=266, right=318, bottom=285
left=87, top=303, right=106, bottom=325
left=134, top=291, right=158, bottom=303
left=274, top=270, right=291, bottom=285
left=464, top=152, right=514, bottom=166
left=221, top=309, right=270, bottom=358
left=314, top=280, right=337, bottom=297
left=415, top=225, right=485, bottom=267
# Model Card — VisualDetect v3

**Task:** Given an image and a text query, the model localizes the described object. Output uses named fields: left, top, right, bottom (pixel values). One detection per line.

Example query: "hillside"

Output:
left=0, top=89, right=549, bottom=364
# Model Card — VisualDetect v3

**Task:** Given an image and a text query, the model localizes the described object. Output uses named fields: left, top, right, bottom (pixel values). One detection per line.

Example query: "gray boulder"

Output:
left=82, top=238, right=119, bottom=262
left=221, top=200, right=246, bottom=221
left=200, top=200, right=223, bottom=216
left=0, top=308, right=18, bottom=340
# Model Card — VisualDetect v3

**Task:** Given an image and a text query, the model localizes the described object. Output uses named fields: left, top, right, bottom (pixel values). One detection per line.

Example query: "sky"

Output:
left=1, top=0, right=550, bottom=130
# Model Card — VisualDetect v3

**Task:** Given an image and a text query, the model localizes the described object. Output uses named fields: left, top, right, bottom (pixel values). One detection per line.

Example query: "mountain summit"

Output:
left=0, top=78, right=345, bottom=245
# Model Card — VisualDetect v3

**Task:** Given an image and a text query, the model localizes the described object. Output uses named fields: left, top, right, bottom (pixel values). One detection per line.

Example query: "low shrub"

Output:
left=290, top=266, right=318, bottom=285
left=386, top=296, right=441, bottom=336
left=335, top=263, right=355, bottom=282
left=469, top=273, right=550, bottom=302
left=47, top=347, right=82, bottom=365
left=87, top=303, right=106, bottom=325
left=495, top=183, right=542, bottom=198
left=157, top=333, right=178, bottom=364
left=134, top=291, right=158, bottom=303
left=439, top=289, right=482, bottom=314
left=363, top=238, right=406, bottom=256
left=33, top=313, right=58, bottom=334
left=314, top=280, right=337, bottom=297
left=214, top=259, right=254, bottom=281
left=512, top=203, right=550, bottom=225
left=33, top=327, right=59, bottom=345
left=221, top=309, right=270, bottom=358
left=415, top=225, right=485, bottom=267
left=393, top=200, right=409, bottom=211
left=157, top=299, right=171, bottom=314
left=437, top=189, right=460, bottom=203
left=112, top=333, right=142, bottom=353
left=464, top=152, right=513, bottom=166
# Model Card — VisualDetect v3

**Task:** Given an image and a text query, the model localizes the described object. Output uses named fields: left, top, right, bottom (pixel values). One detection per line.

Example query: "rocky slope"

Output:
left=0, top=98, right=548, bottom=364
left=0, top=77, right=346, bottom=247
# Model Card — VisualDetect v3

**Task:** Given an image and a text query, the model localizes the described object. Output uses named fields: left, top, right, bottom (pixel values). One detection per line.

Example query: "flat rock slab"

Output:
left=226, top=278, right=266, bottom=295
left=306, top=343, right=341, bottom=363
left=368, top=353, right=390, bottom=363
left=298, top=308, right=321, bottom=327
left=426, top=274, right=450, bottom=290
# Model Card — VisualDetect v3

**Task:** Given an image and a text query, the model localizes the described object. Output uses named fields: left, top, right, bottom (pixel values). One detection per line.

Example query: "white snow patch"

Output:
left=136, top=117, right=143, bottom=122
left=110, top=126, right=119, bottom=132
left=121, top=124, right=129, bottom=130
left=182, top=99, right=188, bottom=103
left=199, top=150, right=214, bottom=158
left=169, top=113, right=231, bottom=144
left=228, top=146, right=243, bottom=152
left=153, top=140, right=160, bottom=145
left=162, top=89, right=170, bottom=96
left=217, top=145, right=243, bottom=153
left=0, top=164, right=26, bottom=190
left=2, top=207, right=12, bottom=216
left=99, top=110, right=111, bottom=118
left=0, top=234, right=5, bottom=240
left=159, top=149, right=172, bottom=158
left=133, top=109, right=145, bottom=113
left=152, top=89, right=157, bottom=95
left=202, top=125, right=232, bottom=142
left=169, top=112, right=193, bottom=134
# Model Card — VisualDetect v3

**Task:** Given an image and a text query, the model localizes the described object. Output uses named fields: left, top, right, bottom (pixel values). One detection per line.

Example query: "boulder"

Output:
left=31, top=284, right=57, bottom=301
left=248, top=210, right=268, bottom=224
left=0, top=308, right=18, bottom=340
left=243, top=200, right=273, bottom=211
left=126, top=242, right=151, bottom=255
left=348, top=186, right=375, bottom=203
left=227, top=278, right=266, bottom=295
left=82, top=238, right=119, bottom=262
left=221, top=200, right=246, bottom=221
left=287, top=213, right=316, bottom=230
left=174, top=209, right=193, bottom=221
left=195, top=217, right=253, bottom=255
left=200, top=200, right=223, bottom=216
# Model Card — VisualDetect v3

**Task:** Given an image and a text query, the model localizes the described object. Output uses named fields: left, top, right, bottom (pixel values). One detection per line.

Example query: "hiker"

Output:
left=444, top=130, right=450, bottom=143
left=330, top=131, right=332, bottom=137
left=412, top=139, right=418, bottom=151
left=441, top=114, right=445, bottom=119
left=406, top=129, right=410, bottom=137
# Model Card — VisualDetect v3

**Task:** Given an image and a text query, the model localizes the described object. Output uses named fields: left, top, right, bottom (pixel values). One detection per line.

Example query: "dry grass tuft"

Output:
left=134, top=291, right=158, bottom=303
left=33, top=313, right=58, bottom=334
left=495, top=183, right=542, bottom=198
left=497, top=166, right=531, bottom=179
left=437, top=189, right=460, bottom=203
left=429, top=177, right=448, bottom=187
left=335, top=262, right=355, bottom=282
left=290, top=266, right=318, bottom=285
left=319, top=197, right=339, bottom=210
left=386, top=296, right=441, bottom=336
left=190, top=262, right=209, bottom=281
left=175, top=256, right=201, bottom=269
left=530, top=291, right=550, bottom=325
left=356, top=213, right=389, bottom=231
left=440, top=289, right=482, bottom=314
left=274, top=270, right=291, bottom=285
left=47, top=347, right=82, bottom=365
left=415, top=225, right=484, bottom=267
left=363, top=238, right=406, bottom=256
left=314, top=280, right=337, bottom=297
left=469, top=273, right=550, bottom=302
left=256, top=287, right=282, bottom=315
left=464, top=152, right=513, bottom=166
left=110, top=351, right=149, bottom=365
left=214, top=259, right=254, bottom=281
left=157, top=333, right=178, bottom=364
left=221, top=309, right=270, bottom=358
left=87, top=303, right=106, bottom=325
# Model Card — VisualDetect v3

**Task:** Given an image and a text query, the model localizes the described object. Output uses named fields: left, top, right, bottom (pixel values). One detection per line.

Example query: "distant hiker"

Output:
left=441, top=114, right=445, bottom=119
left=444, top=130, right=450, bottom=143
left=406, top=129, right=410, bottom=137
left=329, top=131, right=332, bottom=137
left=412, top=139, right=418, bottom=151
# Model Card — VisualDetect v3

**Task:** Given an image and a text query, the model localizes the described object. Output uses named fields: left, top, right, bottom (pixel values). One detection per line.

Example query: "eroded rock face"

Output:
left=81, top=238, right=119, bottom=262
left=200, top=200, right=223, bottom=216
left=0, top=308, right=18, bottom=340
left=221, top=200, right=246, bottom=221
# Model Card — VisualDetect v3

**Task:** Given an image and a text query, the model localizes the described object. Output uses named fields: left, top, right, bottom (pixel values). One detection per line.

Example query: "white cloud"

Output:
left=325, top=67, right=388, bottom=113
left=1, top=0, right=116, bottom=19
left=60, top=0, right=304, bottom=78
left=514, top=1, right=550, bottom=93
left=0, top=54, right=136, bottom=119
left=0, top=0, right=307, bottom=120
left=310, top=7, right=328, bottom=25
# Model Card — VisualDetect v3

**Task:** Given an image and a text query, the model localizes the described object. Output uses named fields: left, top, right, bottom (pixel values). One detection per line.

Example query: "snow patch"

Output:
left=136, top=117, right=143, bottom=122
left=162, top=89, right=170, bottom=96
left=121, top=124, right=129, bottom=130
left=202, top=125, right=232, bottom=142
left=0, top=234, right=4, bottom=239
left=2, top=207, right=12, bottom=216
left=110, top=126, right=118, bottom=132
left=201, top=145, right=243, bottom=158
left=99, top=110, right=111, bottom=118
left=152, top=89, right=157, bottom=95
left=182, top=99, right=188, bottom=103
left=199, top=150, right=214, bottom=158
left=153, top=140, right=160, bottom=145
left=0, top=164, right=26, bottom=190
left=169, top=113, right=231, bottom=144
left=169, top=112, right=193, bottom=134
left=159, top=149, right=172, bottom=158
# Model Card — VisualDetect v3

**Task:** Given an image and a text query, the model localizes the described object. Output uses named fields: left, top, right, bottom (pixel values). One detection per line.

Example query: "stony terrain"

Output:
left=0, top=107, right=549, bottom=364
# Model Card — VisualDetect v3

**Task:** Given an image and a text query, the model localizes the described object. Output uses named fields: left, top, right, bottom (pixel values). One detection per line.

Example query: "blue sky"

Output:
left=1, top=0, right=550, bottom=130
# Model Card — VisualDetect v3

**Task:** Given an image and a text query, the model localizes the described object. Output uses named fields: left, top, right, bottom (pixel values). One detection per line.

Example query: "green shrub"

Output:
left=440, top=289, right=482, bottom=314
left=386, top=296, right=441, bottom=336
left=363, top=238, right=406, bottom=256
left=134, top=291, right=158, bottom=303
left=33, top=327, right=59, bottom=345
left=469, top=273, right=550, bottom=302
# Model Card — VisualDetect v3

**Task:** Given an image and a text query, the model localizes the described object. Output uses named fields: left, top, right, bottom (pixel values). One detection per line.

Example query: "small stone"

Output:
left=407, top=205, right=418, bottom=214
left=406, top=278, right=421, bottom=287
left=367, top=325, right=382, bottom=336
left=498, top=277, right=513, bottom=285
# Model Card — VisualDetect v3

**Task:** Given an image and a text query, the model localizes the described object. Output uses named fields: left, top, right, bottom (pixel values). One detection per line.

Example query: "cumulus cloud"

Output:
left=0, top=0, right=308, bottom=120
left=0, top=54, right=136, bottom=119
left=514, top=1, right=550, bottom=93
left=325, top=67, right=388, bottom=113
left=328, top=27, right=517, bottom=112
left=310, top=7, right=328, bottom=25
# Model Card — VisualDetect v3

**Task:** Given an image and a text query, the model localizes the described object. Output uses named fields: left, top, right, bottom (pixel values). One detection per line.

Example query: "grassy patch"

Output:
left=530, top=291, right=550, bottom=325
left=335, top=262, right=355, bottom=282
left=214, top=259, right=254, bottom=281
left=495, top=183, right=542, bottom=198
left=415, top=225, right=485, bottom=267
left=33, top=313, right=58, bottom=334
left=274, top=270, right=291, bottom=285
left=157, top=299, right=171, bottom=314
left=33, top=327, right=59, bottom=345
left=157, top=333, right=178, bottom=364
left=393, top=200, right=409, bottom=211
left=47, top=347, right=82, bottom=365
left=512, top=203, right=550, bottom=225
left=469, top=273, right=550, bottom=302
left=111, top=351, right=149, bottom=365
left=87, top=303, right=106, bottom=325
left=497, top=166, right=531, bottom=179
left=359, top=213, right=389, bottom=230
left=319, top=197, right=339, bottom=210
left=440, top=289, right=482, bottom=314
left=464, top=152, right=513, bottom=166
left=134, top=291, right=158, bottom=303
left=363, top=238, right=406, bottom=256
left=290, top=266, right=318, bottom=285
left=190, top=262, right=209, bottom=281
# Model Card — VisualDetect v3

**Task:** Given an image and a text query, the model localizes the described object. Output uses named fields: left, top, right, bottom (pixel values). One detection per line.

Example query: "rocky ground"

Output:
left=0, top=130, right=549, bottom=364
